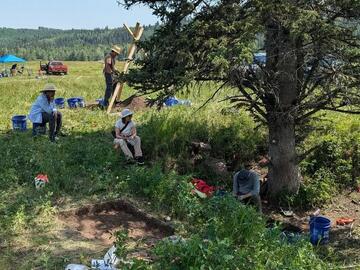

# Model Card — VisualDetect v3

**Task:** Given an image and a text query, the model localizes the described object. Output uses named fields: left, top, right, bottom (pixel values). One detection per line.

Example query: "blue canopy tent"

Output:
left=0, top=54, right=26, bottom=76
left=0, top=54, right=26, bottom=63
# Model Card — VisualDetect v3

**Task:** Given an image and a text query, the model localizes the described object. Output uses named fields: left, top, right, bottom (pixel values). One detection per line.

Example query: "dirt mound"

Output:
left=59, top=199, right=174, bottom=246
left=114, top=95, right=148, bottom=112
left=85, top=95, right=148, bottom=112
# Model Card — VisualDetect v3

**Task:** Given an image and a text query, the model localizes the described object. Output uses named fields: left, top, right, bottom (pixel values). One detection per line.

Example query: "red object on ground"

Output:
left=35, top=174, right=49, bottom=183
left=336, top=218, right=355, bottom=226
left=356, top=186, right=360, bottom=193
left=191, top=178, right=216, bottom=197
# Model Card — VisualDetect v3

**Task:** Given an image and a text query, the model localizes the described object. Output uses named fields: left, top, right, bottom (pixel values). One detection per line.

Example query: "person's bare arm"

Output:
left=105, top=57, right=113, bottom=74
left=128, top=126, right=137, bottom=139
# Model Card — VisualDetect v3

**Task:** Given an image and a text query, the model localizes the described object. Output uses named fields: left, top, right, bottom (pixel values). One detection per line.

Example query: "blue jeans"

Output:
left=103, top=73, right=115, bottom=106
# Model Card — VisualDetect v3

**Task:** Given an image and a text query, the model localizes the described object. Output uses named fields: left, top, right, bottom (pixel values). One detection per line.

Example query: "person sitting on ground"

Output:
left=113, top=108, right=144, bottom=165
left=18, top=66, right=25, bottom=75
left=10, top=64, right=17, bottom=76
left=233, top=163, right=262, bottom=213
left=29, top=84, right=63, bottom=142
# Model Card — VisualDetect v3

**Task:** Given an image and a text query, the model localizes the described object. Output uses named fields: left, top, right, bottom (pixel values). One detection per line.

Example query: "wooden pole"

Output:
left=107, top=23, right=144, bottom=114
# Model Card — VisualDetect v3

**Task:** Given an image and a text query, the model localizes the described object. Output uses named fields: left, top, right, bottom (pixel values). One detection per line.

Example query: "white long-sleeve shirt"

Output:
left=28, top=93, right=57, bottom=123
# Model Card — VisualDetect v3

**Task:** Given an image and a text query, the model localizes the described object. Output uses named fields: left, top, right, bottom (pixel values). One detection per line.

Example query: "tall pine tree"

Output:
left=120, top=0, right=360, bottom=200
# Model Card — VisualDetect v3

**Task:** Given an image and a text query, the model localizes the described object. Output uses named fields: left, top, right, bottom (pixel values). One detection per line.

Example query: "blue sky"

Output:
left=0, top=0, right=158, bottom=29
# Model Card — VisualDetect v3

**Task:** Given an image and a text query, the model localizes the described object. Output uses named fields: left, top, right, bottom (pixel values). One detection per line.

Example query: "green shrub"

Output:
left=152, top=234, right=327, bottom=270
left=298, top=113, right=360, bottom=208
left=138, top=107, right=264, bottom=170
left=290, top=168, right=338, bottom=208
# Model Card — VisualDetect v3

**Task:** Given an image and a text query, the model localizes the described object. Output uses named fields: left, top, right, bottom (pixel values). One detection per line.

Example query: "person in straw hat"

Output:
left=103, top=45, right=122, bottom=107
left=113, top=108, right=144, bottom=165
left=29, top=83, right=63, bottom=142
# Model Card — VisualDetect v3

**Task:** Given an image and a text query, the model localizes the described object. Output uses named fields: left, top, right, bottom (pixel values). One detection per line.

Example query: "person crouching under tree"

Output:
left=233, top=162, right=262, bottom=213
left=29, top=84, right=63, bottom=142
left=113, top=108, right=144, bottom=165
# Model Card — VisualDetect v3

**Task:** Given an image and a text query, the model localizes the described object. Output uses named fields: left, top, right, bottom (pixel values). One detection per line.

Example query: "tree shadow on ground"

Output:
left=316, top=226, right=360, bottom=266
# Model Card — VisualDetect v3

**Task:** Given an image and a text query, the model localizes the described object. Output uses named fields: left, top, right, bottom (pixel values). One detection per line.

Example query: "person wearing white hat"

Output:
left=103, top=45, right=122, bottom=107
left=29, top=83, right=63, bottom=142
left=113, top=108, right=144, bottom=165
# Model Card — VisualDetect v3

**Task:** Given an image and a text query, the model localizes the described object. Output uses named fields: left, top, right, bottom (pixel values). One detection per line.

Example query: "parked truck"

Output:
left=40, top=61, right=68, bottom=75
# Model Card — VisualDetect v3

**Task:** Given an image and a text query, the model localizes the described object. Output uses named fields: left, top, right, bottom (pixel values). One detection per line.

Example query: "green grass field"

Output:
left=0, top=61, right=359, bottom=269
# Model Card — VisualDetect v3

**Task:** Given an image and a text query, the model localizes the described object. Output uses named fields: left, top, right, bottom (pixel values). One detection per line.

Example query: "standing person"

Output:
left=103, top=45, right=122, bottom=107
left=113, top=108, right=144, bottom=165
left=29, top=84, right=63, bottom=142
left=233, top=163, right=262, bottom=213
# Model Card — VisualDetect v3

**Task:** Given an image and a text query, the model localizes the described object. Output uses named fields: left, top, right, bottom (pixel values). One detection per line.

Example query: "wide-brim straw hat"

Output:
left=40, top=83, right=56, bottom=92
left=111, top=45, right=122, bottom=55
left=121, top=108, right=134, bottom=118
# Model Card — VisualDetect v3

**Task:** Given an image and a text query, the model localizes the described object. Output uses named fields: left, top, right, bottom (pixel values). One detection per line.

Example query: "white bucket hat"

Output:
left=120, top=108, right=133, bottom=118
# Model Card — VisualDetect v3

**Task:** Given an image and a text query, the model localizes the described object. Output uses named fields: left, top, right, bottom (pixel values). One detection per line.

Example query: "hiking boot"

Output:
left=136, top=156, right=145, bottom=165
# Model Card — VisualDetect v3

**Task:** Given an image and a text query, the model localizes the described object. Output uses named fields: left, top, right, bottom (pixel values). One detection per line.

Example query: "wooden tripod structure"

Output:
left=107, top=22, right=144, bottom=114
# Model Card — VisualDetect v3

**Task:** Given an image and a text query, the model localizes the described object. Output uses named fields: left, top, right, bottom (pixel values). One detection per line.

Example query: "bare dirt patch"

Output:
left=58, top=199, right=174, bottom=258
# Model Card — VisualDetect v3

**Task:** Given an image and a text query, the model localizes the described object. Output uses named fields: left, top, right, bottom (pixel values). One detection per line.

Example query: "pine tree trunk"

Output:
left=264, top=17, right=301, bottom=199
left=268, top=115, right=300, bottom=197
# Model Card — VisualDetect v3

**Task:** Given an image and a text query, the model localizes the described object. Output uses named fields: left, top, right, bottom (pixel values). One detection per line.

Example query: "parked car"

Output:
left=40, top=61, right=68, bottom=75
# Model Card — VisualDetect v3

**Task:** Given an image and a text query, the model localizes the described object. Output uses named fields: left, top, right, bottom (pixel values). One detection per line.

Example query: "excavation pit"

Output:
left=59, top=199, right=174, bottom=247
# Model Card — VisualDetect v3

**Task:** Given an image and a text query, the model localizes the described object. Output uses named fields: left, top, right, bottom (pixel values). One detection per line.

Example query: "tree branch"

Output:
left=195, top=81, right=228, bottom=112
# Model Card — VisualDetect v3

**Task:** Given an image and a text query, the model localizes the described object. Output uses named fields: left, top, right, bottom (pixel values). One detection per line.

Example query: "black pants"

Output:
left=242, top=195, right=262, bottom=213
left=104, top=73, right=116, bottom=106
left=41, top=112, right=62, bottom=141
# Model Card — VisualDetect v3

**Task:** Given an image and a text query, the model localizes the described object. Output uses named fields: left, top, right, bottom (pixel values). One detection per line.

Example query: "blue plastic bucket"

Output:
left=54, top=98, right=65, bottom=109
left=76, top=97, right=85, bottom=108
left=12, top=115, right=27, bottom=131
left=67, top=98, right=78, bottom=108
left=310, top=216, right=331, bottom=245
left=164, top=97, right=179, bottom=106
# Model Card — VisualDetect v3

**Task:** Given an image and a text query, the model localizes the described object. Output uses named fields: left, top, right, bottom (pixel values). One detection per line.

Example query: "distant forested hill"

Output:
left=0, top=25, right=157, bottom=61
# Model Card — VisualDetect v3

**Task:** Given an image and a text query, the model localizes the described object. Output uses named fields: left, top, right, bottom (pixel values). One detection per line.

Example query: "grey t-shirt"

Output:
left=233, top=169, right=260, bottom=196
